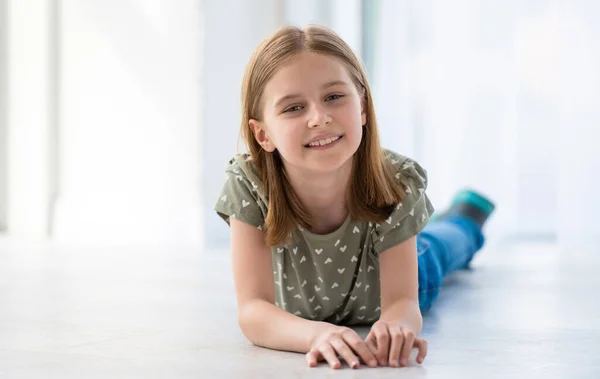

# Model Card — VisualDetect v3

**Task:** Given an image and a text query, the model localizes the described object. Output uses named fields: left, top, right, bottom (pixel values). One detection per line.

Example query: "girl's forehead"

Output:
left=276, top=52, right=346, bottom=78
left=265, top=52, right=352, bottom=94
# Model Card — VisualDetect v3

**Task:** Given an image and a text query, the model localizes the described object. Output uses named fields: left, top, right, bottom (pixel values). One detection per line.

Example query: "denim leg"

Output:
left=416, top=216, right=485, bottom=311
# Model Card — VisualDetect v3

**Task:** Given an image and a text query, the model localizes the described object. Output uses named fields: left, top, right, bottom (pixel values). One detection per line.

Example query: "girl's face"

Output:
left=250, top=51, right=367, bottom=174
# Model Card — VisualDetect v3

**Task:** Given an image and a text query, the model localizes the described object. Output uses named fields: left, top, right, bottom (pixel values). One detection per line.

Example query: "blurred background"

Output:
left=1, top=0, right=599, bottom=251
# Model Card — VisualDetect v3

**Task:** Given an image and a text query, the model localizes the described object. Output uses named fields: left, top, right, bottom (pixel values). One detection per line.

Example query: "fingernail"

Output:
left=392, top=360, right=400, bottom=367
left=401, top=359, right=408, bottom=366
left=351, top=362, right=359, bottom=369
left=369, top=359, right=378, bottom=367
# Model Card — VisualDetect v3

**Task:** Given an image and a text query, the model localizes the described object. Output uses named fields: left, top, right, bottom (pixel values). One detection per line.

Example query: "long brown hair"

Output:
left=240, top=25, right=406, bottom=247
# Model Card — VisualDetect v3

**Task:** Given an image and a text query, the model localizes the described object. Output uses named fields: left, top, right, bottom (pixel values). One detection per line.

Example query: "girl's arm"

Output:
left=365, top=236, right=427, bottom=367
left=377, top=235, right=423, bottom=332
left=230, top=218, right=329, bottom=353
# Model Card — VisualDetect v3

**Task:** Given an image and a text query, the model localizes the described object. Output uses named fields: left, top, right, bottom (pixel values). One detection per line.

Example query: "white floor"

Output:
left=0, top=237, right=598, bottom=378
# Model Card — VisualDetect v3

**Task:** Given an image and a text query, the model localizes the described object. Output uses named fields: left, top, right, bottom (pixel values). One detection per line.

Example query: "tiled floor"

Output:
left=0, top=237, right=598, bottom=378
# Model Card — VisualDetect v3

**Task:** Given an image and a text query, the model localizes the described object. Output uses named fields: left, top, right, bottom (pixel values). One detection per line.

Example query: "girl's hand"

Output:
left=365, top=320, right=428, bottom=367
left=306, top=324, right=379, bottom=369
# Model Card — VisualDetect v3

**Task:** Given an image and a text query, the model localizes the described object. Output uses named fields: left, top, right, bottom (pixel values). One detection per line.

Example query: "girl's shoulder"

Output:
left=382, top=148, right=429, bottom=187
left=370, top=149, right=435, bottom=254
left=214, top=153, right=268, bottom=228
left=225, top=153, right=259, bottom=176
left=222, top=153, right=267, bottom=192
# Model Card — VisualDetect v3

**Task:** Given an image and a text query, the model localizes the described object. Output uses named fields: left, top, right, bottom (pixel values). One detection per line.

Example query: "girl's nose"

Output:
left=308, top=104, right=332, bottom=128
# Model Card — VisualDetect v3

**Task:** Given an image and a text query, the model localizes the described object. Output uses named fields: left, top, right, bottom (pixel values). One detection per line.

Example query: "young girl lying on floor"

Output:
left=215, top=24, right=495, bottom=370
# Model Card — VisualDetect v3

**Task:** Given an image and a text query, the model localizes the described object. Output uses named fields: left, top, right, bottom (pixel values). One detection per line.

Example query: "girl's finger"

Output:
left=319, top=343, right=342, bottom=370
left=364, top=336, right=379, bottom=364
left=387, top=325, right=404, bottom=367
left=330, top=337, right=360, bottom=369
left=414, top=338, right=428, bottom=364
left=344, top=332, right=378, bottom=367
left=399, top=328, right=416, bottom=367
left=306, top=348, right=321, bottom=367
left=373, top=325, right=390, bottom=366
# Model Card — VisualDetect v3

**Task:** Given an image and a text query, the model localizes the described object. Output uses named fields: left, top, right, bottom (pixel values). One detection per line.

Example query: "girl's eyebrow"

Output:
left=273, top=80, right=350, bottom=108
left=273, top=94, right=302, bottom=108
left=322, top=80, right=349, bottom=89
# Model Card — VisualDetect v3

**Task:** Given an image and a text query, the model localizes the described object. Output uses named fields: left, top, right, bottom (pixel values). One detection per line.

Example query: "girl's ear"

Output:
left=361, top=99, right=367, bottom=126
left=249, top=119, right=276, bottom=152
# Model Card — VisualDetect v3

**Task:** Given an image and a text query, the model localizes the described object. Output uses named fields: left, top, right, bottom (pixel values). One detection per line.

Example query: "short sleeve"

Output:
left=372, top=157, right=435, bottom=255
left=214, top=156, right=266, bottom=229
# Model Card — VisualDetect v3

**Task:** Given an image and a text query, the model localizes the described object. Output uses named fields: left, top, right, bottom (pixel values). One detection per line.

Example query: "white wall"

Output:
left=370, top=0, right=416, bottom=158
left=6, top=0, right=53, bottom=239
left=0, top=0, right=7, bottom=231
left=329, top=0, right=362, bottom=63
left=283, top=0, right=328, bottom=25
left=556, top=2, right=600, bottom=245
left=283, top=0, right=362, bottom=57
left=52, top=0, right=203, bottom=247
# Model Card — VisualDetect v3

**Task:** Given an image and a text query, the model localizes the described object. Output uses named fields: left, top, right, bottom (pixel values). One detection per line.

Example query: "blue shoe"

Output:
left=431, top=189, right=495, bottom=228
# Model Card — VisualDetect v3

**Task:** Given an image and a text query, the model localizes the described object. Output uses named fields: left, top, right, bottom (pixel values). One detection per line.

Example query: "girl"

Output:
left=214, top=24, right=495, bottom=370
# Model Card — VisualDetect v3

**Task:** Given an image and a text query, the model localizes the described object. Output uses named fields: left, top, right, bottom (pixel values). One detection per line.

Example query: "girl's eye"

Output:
left=283, top=105, right=303, bottom=113
left=326, top=94, right=344, bottom=101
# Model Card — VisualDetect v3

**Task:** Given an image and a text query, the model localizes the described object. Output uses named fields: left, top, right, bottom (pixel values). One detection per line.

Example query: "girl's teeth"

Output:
left=309, top=136, right=339, bottom=147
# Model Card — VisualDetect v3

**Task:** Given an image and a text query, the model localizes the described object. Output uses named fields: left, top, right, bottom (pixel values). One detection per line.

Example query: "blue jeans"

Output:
left=417, top=216, right=485, bottom=311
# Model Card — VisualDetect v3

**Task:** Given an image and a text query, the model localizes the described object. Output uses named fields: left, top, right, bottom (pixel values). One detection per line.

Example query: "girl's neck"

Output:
left=284, top=158, right=353, bottom=235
